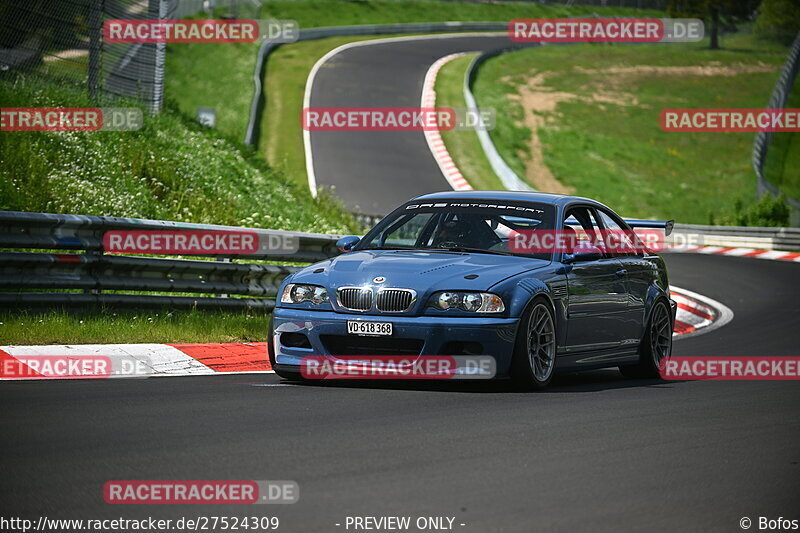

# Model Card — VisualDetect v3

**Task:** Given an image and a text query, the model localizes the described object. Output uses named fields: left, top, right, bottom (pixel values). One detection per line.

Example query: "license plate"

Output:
left=347, top=320, right=392, bottom=336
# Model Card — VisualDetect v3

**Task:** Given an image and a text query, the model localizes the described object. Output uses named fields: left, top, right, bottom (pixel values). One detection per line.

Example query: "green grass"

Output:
left=471, top=32, right=792, bottom=224
left=762, top=82, right=800, bottom=200
left=0, top=75, right=352, bottom=345
left=166, top=42, right=259, bottom=141
left=0, top=75, right=358, bottom=234
left=259, top=0, right=660, bottom=27
left=434, top=53, right=504, bottom=191
left=0, top=310, right=269, bottom=344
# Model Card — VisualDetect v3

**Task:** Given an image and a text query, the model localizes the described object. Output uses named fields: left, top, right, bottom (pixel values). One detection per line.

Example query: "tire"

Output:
left=510, top=297, right=557, bottom=390
left=268, top=322, right=306, bottom=382
left=620, top=298, right=673, bottom=379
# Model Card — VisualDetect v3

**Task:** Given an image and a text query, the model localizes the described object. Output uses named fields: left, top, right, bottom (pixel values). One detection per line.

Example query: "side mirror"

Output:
left=562, top=244, right=603, bottom=263
left=336, top=235, right=360, bottom=253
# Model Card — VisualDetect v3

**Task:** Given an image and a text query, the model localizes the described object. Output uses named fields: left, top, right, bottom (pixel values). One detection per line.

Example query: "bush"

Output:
left=711, top=193, right=791, bottom=227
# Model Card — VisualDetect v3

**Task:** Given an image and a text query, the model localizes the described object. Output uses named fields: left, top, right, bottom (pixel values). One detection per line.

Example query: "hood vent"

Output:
left=418, top=264, right=459, bottom=275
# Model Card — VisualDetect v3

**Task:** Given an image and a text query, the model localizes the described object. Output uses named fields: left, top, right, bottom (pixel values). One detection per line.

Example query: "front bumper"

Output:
left=271, top=307, right=520, bottom=377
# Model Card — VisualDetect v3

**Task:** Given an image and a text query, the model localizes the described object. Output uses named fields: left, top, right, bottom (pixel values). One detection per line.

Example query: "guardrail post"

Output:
left=216, top=256, right=231, bottom=298
left=148, top=0, right=169, bottom=114
left=85, top=249, right=103, bottom=295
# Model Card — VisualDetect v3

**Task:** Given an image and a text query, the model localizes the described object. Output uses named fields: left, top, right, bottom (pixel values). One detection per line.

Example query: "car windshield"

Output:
left=357, top=200, right=556, bottom=259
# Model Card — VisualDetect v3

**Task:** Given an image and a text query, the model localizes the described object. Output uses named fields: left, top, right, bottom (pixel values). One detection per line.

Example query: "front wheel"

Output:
left=620, top=299, right=673, bottom=379
left=511, top=298, right=557, bottom=390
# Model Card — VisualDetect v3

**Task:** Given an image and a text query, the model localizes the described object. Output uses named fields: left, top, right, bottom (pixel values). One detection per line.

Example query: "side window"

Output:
left=562, top=207, right=605, bottom=256
left=596, top=209, right=638, bottom=257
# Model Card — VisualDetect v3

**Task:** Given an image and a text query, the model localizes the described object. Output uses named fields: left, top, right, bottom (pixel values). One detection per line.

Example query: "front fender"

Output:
left=506, top=277, right=551, bottom=318
left=502, top=277, right=569, bottom=353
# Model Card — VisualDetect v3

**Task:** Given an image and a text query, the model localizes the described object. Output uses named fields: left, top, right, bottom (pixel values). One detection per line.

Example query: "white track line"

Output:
left=302, top=32, right=506, bottom=197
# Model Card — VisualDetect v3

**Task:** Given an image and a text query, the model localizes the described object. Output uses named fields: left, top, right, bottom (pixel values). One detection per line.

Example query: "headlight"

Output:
left=430, top=291, right=505, bottom=313
left=281, top=284, right=329, bottom=305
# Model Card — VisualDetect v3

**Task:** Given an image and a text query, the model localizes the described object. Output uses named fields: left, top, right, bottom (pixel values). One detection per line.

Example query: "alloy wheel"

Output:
left=650, top=302, right=673, bottom=369
left=527, top=303, right=556, bottom=382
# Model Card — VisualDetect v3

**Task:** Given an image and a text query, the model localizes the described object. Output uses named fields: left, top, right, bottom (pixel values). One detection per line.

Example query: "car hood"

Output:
left=290, top=249, right=549, bottom=292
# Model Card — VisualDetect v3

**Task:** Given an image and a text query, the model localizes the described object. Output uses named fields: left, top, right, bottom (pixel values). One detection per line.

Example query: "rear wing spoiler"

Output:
left=622, top=219, right=674, bottom=237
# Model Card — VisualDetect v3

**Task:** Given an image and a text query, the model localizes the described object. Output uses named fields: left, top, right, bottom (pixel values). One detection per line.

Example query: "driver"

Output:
left=434, top=219, right=465, bottom=246
left=433, top=215, right=497, bottom=249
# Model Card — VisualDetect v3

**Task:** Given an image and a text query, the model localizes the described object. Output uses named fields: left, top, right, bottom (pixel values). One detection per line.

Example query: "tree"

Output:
left=755, top=0, right=800, bottom=45
left=668, top=0, right=760, bottom=49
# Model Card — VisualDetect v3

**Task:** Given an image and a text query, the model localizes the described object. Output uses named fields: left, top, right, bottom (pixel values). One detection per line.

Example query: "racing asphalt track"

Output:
left=306, top=34, right=526, bottom=214
left=2, top=34, right=799, bottom=533
left=1, top=254, right=799, bottom=532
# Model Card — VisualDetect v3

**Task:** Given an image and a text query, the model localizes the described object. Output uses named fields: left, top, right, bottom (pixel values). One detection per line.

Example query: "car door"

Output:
left=562, top=207, right=630, bottom=352
left=595, top=207, right=651, bottom=344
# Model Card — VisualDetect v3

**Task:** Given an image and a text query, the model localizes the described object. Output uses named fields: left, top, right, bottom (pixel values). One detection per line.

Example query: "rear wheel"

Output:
left=511, top=298, right=557, bottom=390
left=620, top=299, right=672, bottom=379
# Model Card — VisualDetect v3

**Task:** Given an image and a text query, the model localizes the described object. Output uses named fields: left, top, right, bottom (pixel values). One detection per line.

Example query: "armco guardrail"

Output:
left=673, top=223, right=800, bottom=252
left=2, top=210, right=796, bottom=312
left=244, top=21, right=509, bottom=147
left=464, top=47, right=535, bottom=192
left=0, top=211, right=340, bottom=262
left=752, top=30, right=800, bottom=222
left=0, top=210, right=341, bottom=311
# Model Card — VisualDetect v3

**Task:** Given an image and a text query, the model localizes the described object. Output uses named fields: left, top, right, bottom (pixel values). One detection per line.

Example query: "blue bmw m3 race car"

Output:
left=269, top=191, right=676, bottom=389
